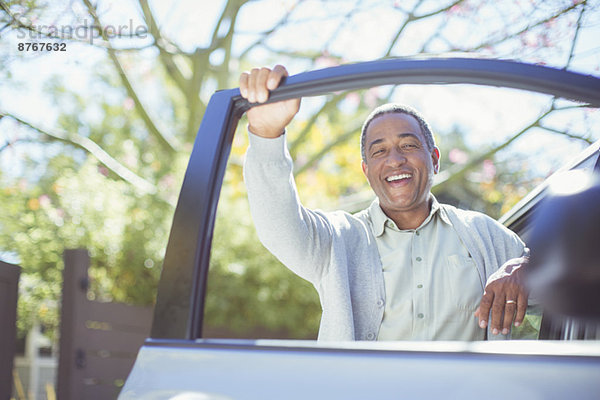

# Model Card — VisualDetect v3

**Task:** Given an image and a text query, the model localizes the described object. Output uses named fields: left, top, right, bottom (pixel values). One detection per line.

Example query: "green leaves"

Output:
left=0, top=158, right=170, bottom=337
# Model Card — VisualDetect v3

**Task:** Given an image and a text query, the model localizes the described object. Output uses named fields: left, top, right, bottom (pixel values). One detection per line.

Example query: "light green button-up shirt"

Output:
left=373, top=196, right=485, bottom=341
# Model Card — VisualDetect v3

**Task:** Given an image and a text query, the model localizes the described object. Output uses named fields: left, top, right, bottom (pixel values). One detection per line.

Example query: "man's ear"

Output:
left=362, top=160, right=368, bottom=176
left=431, top=147, right=440, bottom=174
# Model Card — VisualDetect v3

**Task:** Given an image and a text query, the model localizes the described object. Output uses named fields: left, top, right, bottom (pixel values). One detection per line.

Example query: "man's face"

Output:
left=361, top=113, right=440, bottom=218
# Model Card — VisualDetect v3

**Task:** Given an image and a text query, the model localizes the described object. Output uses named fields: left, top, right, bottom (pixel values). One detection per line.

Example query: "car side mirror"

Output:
left=527, top=170, right=600, bottom=320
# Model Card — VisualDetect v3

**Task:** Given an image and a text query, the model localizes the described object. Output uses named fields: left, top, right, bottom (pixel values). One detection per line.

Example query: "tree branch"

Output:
left=214, top=0, right=245, bottom=88
left=414, top=0, right=466, bottom=20
left=1, top=111, right=156, bottom=194
left=82, top=0, right=180, bottom=153
left=181, top=0, right=250, bottom=140
left=455, top=2, right=583, bottom=52
left=0, top=1, right=78, bottom=42
left=291, top=66, right=403, bottom=173
left=564, top=0, right=586, bottom=69
left=294, top=120, right=363, bottom=177
left=237, top=3, right=297, bottom=60
left=185, top=49, right=207, bottom=141
left=0, top=137, right=39, bottom=153
left=433, top=105, right=556, bottom=194
left=321, top=0, right=362, bottom=53
left=417, top=15, right=449, bottom=53
left=137, top=0, right=190, bottom=94
left=538, top=124, right=593, bottom=144
left=288, top=92, right=347, bottom=157
left=208, top=0, right=238, bottom=53
left=384, top=0, right=465, bottom=57
left=383, top=0, right=424, bottom=57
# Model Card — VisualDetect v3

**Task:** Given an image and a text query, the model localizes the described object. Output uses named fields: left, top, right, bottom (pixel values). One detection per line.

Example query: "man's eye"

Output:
left=372, top=149, right=384, bottom=156
left=402, top=144, right=418, bottom=149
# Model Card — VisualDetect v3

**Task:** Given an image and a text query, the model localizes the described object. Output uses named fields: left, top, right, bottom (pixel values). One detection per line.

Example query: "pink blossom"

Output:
left=159, top=174, right=175, bottom=189
left=123, top=97, right=135, bottom=110
left=448, top=4, right=463, bottom=15
left=482, top=159, right=496, bottom=181
left=449, top=148, right=469, bottom=164
left=38, top=194, right=51, bottom=208
left=364, top=87, right=380, bottom=108
left=315, top=51, right=340, bottom=69
left=344, top=92, right=360, bottom=107
left=98, top=166, right=109, bottom=177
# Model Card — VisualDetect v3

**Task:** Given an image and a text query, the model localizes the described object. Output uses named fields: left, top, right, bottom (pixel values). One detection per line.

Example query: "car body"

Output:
left=120, top=58, right=600, bottom=399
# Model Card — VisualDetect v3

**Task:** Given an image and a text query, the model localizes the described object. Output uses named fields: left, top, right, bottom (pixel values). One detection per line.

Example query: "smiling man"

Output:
left=241, top=65, right=529, bottom=341
left=360, top=107, right=439, bottom=231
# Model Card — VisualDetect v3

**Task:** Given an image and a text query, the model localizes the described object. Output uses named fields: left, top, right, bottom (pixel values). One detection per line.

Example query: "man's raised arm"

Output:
left=240, top=66, right=335, bottom=284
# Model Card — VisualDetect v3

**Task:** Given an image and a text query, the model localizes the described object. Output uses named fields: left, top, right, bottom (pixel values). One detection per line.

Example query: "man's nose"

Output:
left=385, top=148, right=407, bottom=166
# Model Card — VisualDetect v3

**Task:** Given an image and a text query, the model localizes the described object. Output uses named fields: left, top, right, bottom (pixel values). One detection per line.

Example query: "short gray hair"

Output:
left=360, top=103, right=435, bottom=162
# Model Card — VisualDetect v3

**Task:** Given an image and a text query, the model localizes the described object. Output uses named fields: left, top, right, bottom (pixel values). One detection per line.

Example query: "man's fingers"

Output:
left=239, top=73, right=249, bottom=98
left=476, top=292, right=494, bottom=329
left=478, top=257, right=529, bottom=335
left=514, top=292, right=528, bottom=327
left=256, top=67, right=271, bottom=102
left=241, top=65, right=290, bottom=103
left=490, top=294, right=505, bottom=335
left=251, top=67, right=270, bottom=103
left=246, top=68, right=260, bottom=102
left=240, top=65, right=298, bottom=138
left=269, top=64, right=289, bottom=90
left=502, top=299, right=517, bottom=334
left=247, top=67, right=271, bottom=103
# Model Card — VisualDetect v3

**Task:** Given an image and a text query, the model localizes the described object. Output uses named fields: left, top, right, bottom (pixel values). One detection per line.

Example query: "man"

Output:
left=240, top=65, right=529, bottom=341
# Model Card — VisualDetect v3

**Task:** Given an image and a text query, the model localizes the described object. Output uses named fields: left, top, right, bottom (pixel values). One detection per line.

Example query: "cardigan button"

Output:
left=367, top=333, right=375, bottom=340
left=377, top=299, right=384, bottom=307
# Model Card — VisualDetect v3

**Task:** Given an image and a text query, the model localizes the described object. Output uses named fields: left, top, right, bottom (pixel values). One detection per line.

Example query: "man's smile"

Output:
left=385, top=173, right=412, bottom=186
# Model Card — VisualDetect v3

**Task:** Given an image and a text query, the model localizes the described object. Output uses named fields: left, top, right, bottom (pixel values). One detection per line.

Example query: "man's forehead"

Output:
left=366, top=113, right=425, bottom=144
left=368, top=132, right=421, bottom=146
left=367, top=113, right=421, bottom=134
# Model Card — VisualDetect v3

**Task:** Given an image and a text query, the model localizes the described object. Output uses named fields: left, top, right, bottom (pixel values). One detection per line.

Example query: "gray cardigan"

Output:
left=244, top=133, right=527, bottom=341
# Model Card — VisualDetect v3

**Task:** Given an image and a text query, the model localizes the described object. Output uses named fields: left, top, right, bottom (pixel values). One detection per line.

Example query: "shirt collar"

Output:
left=368, top=194, right=451, bottom=237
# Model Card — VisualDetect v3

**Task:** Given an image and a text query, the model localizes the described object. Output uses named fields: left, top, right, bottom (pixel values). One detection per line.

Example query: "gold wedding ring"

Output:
left=506, top=300, right=517, bottom=304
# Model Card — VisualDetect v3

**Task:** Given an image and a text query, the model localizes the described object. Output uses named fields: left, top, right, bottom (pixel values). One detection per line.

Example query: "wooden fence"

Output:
left=0, top=260, right=20, bottom=400
left=57, top=249, right=153, bottom=399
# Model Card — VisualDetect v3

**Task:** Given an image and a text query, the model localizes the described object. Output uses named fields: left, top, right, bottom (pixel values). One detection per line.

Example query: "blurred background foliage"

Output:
left=1, top=0, right=599, bottom=340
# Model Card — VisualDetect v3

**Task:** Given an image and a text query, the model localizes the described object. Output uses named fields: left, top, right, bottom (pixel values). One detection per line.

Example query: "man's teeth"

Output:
left=386, top=174, right=411, bottom=182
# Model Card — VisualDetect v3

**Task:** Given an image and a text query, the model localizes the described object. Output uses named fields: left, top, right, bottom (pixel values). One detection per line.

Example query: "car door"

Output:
left=121, top=58, right=600, bottom=400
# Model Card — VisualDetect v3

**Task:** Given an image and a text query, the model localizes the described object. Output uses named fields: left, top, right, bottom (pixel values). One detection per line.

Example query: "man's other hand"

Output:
left=239, top=65, right=301, bottom=138
left=474, top=257, right=529, bottom=335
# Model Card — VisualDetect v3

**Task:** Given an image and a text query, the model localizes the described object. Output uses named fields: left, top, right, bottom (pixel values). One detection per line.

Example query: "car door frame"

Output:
left=150, top=57, right=600, bottom=340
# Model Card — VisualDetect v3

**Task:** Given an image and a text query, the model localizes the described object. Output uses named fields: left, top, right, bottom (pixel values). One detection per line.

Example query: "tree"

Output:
left=0, top=0, right=598, bottom=338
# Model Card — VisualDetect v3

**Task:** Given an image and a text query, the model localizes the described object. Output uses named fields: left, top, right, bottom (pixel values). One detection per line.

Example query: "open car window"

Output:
left=149, top=58, right=600, bottom=342
left=202, top=84, right=600, bottom=341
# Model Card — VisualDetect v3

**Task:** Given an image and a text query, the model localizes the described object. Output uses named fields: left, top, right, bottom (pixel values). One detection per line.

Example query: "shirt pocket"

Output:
left=445, top=254, right=483, bottom=312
